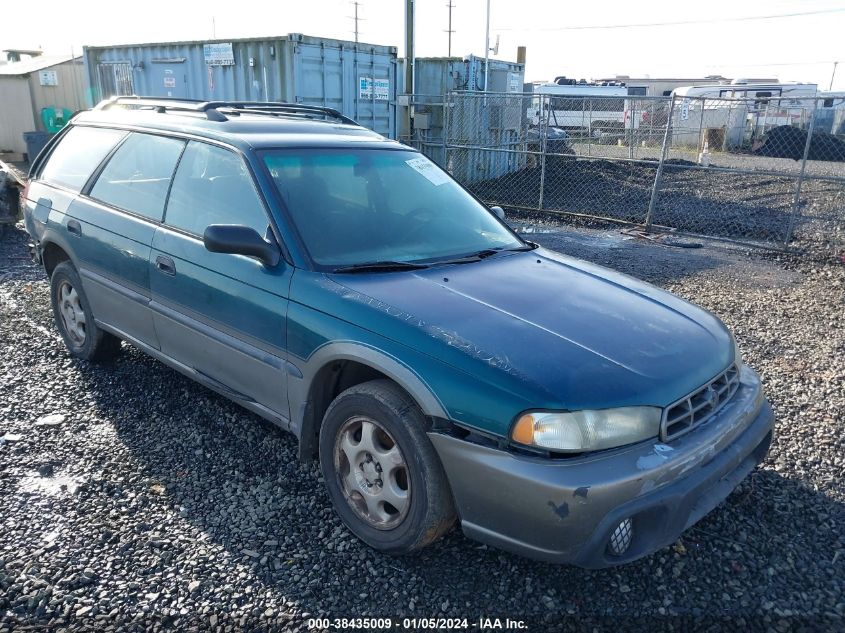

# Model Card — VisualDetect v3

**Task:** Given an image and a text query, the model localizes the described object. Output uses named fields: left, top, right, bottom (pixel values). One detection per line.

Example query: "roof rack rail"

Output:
left=94, top=96, right=357, bottom=125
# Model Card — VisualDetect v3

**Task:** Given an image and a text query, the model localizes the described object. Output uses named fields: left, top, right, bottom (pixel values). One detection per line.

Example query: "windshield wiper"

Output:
left=435, top=245, right=534, bottom=266
left=332, top=260, right=430, bottom=273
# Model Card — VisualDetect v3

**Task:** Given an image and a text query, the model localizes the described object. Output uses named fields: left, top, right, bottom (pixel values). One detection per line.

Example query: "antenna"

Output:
left=445, top=1, right=456, bottom=57
left=492, top=33, right=500, bottom=56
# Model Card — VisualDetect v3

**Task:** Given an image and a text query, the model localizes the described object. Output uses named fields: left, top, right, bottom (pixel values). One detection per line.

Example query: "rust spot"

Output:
left=547, top=500, right=569, bottom=519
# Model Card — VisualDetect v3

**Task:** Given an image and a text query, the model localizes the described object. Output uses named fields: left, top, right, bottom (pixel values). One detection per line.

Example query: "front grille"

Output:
left=661, top=364, right=740, bottom=441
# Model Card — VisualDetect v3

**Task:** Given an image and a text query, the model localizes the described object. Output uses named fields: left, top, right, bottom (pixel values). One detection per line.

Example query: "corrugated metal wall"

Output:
left=28, top=60, right=88, bottom=127
left=0, top=77, right=36, bottom=153
left=83, top=34, right=398, bottom=138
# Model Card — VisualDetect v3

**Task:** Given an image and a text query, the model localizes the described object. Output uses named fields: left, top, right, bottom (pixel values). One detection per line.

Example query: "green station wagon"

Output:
left=23, top=97, right=774, bottom=567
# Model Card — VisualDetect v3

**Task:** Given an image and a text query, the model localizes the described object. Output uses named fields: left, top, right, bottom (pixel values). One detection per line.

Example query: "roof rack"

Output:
left=94, top=96, right=357, bottom=125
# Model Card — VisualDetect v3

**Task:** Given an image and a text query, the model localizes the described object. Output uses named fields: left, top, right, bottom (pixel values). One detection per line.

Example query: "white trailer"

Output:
left=529, top=82, right=629, bottom=139
left=674, top=81, right=818, bottom=128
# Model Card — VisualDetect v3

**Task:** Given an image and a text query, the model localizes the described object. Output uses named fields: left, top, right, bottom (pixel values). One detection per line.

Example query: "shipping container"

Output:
left=82, top=34, right=398, bottom=138
left=403, top=55, right=525, bottom=176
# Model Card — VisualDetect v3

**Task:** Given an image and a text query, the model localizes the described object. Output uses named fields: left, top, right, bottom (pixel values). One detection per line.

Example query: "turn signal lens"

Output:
left=511, top=414, right=536, bottom=445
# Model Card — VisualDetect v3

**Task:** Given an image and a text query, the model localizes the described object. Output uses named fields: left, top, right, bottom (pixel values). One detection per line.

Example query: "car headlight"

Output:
left=511, top=407, right=661, bottom=453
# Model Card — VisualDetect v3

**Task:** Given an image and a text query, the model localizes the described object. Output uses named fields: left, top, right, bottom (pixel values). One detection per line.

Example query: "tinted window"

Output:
left=39, top=126, right=126, bottom=192
left=90, top=133, right=185, bottom=221
left=165, top=142, right=269, bottom=237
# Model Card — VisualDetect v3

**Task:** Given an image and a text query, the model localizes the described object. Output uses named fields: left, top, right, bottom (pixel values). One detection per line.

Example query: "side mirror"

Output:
left=490, top=205, right=506, bottom=221
left=203, top=224, right=280, bottom=266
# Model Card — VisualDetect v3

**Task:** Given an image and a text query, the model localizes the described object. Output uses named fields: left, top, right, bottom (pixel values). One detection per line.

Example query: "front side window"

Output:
left=89, top=133, right=185, bottom=221
left=39, top=126, right=127, bottom=192
left=263, top=149, right=522, bottom=268
left=165, top=142, right=270, bottom=237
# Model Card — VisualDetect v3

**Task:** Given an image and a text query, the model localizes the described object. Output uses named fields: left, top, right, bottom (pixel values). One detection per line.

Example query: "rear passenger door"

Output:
left=75, top=132, right=186, bottom=348
left=149, top=141, right=292, bottom=422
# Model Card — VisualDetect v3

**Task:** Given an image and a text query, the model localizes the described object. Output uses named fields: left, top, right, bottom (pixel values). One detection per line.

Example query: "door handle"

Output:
left=155, top=255, right=176, bottom=275
left=67, top=219, right=81, bottom=236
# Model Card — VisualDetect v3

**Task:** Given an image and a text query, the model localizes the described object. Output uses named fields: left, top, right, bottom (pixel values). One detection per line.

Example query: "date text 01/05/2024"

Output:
left=307, top=617, right=529, bottom=630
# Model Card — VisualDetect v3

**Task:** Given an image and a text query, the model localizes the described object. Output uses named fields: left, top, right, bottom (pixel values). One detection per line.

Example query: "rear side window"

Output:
left=90, top=133, right=185, bottom=222
left=39, top=126, right=126, bottom=192
left=164, top=141, right=269, bottom=236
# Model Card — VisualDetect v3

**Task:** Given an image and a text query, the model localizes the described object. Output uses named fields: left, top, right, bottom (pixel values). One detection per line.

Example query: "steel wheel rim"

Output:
left=58, top=280, right=86, bottom=346
left=334, top=415, right=411, bottom=530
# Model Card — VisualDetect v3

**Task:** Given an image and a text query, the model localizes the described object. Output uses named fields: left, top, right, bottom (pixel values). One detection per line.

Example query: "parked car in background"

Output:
left=22, top=97, right=774, bottom=567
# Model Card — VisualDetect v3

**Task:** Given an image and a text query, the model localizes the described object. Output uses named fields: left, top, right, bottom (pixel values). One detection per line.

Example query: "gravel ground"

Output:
left=468, top=154, right=845, bottom=255
left=1, top=222, right=843, bottom=632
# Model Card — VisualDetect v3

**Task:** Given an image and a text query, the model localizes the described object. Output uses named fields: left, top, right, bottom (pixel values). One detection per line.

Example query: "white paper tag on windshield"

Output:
left=405, top=157, right=450, bottom=186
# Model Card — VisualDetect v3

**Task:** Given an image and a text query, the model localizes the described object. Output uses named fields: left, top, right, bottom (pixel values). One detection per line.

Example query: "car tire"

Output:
left=50, top=260, right=121, bottom=361
left=319, top=379, right=456, bottom=554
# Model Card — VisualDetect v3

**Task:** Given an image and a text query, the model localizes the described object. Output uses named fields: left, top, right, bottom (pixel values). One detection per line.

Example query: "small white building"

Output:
left=0, top=52, right=87, bottom=155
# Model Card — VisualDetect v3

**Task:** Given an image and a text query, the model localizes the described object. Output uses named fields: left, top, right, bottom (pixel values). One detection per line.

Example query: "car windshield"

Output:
left=262, top=148, right=523, bottom=268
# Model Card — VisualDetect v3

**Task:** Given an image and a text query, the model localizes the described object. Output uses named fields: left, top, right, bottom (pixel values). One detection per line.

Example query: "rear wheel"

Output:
left=50, top=260, right=121, bottom=361
left=319, top=379, right=456, bottom=554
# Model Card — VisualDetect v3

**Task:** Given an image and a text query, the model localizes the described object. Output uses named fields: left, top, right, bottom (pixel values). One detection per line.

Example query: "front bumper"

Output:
left=429, top=365, right=774, bottom=568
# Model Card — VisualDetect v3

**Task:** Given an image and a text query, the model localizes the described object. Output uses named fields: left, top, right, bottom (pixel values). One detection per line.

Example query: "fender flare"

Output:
left=290, top=341, right=449, bottom=461
left=38, top=227, right=79, bottom=273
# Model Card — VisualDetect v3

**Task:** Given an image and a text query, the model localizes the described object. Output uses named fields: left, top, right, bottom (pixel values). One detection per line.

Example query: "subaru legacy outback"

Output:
left=23, top=97, right=773, bottom=567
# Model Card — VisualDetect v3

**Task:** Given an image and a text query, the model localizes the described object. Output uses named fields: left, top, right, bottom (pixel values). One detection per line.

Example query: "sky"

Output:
left=2, top=0, right=844, bottom=90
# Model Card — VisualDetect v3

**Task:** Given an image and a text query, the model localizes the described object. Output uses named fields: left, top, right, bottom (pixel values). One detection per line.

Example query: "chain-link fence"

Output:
left=435, top=91, right=845, bottom=255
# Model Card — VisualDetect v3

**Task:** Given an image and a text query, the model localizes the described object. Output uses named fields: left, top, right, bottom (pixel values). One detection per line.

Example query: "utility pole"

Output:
left=445, top=1, right=455, bottom=57
left=830, top=61, right=839, bottom=91
left=351, top=2, right=362, bottom=43
left=484, top=0, right=490, bottom=91
left=405, top=0, right=415, bottom=95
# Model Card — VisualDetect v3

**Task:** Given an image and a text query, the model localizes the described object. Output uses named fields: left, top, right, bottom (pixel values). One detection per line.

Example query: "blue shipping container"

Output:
left=83, top=34, right=398, bottom=138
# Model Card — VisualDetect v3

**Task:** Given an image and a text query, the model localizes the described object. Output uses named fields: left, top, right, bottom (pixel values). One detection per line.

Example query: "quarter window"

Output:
left=164, top=142, right=269, bottom=237
left=89, top=133, right=185, bottom=221
left=39, top=126, right=127, bottom=192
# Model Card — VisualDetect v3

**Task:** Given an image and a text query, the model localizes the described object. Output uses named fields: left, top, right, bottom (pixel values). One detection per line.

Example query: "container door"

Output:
left=294, top=42, right=396, bottom=139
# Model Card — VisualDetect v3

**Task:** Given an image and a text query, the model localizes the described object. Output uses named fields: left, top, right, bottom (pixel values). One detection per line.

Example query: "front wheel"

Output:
left=319, top=379, right=456, bottom=554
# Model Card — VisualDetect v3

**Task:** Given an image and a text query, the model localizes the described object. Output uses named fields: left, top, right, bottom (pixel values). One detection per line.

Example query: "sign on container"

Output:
left=204, top=43, right=235, bottom=66
left=359, top=77, right=390, bottom=101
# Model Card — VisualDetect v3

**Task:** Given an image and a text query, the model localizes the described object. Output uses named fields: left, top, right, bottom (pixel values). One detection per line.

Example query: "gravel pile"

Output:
left=1, top=223, right=843, bottom=631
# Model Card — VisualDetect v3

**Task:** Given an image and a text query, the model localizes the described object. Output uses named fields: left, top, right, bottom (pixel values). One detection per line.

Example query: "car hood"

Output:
left=327, top=247, right=733, bottom=410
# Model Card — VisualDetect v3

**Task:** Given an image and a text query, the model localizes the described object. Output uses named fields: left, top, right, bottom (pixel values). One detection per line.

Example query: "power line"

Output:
left=706, top=60, right=842, bottom=68
left=493, top=7, right=845, bottom=32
